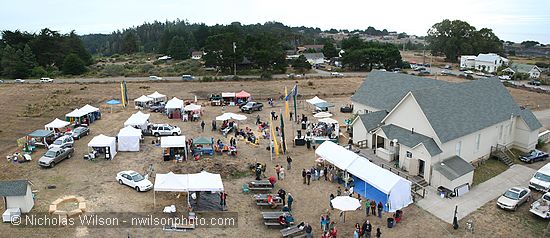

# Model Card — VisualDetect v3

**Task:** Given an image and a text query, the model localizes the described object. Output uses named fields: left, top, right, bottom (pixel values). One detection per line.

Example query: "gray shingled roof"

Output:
left=518, top=108, right=543, bottom=130
left=351, top=71, right=449, bottom=111
left=358, top=110, right=388, bottom=131
left=509, top=63, right=541, bottom=74
left=433, top=156, right=474, bottom=181
left=0, top=180, right=29, bottom=196
left=411, top=77, right=542, bottom=143
left=380, top=124, right=442, bottom=156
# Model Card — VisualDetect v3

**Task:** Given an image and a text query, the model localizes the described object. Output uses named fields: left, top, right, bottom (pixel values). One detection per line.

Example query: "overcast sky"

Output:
left=1, top=0, right=549, bottom=43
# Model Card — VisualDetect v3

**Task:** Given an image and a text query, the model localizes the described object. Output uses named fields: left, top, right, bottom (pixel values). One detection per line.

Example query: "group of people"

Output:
left=354, top=220, right=381, bottom=238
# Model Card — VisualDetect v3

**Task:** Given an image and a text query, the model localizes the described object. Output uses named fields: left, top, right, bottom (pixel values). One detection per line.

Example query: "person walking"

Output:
left=375, top=227, right=381, bottom=238
left=256, top=115, right=261, bottom=125
left=306, top=169, right=312, bottom=185
left=286, top=156, right=292, bottom=170
left=329, top=193, right=335, bottom=210
left=370, top=200, right=377, bottom=217
left=219, top=191, right=227, bottom=210
left=275, top=165, right=281, bottom=180
left=365, top=199, right=370, bottom=217
left=304, top=223, right=313, bottom=238
left=278, top=188, right=287, bottom=206
left=200, top=120, right=205, bottom=132
left=377, top=202, right=383, bottom=218
left=302, top=169, right=307, bottom=184
left=324, top=166, right=328, bottom=181
left=287, top=193, right=294, bottom=211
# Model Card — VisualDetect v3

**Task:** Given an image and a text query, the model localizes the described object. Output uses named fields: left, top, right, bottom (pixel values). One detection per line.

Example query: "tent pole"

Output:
left=153, top=191, right=156, bottom=208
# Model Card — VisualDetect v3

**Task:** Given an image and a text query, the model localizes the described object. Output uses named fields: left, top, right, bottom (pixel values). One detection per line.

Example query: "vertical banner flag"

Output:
left=270, top=117, right=279, bottom=156
left=280, top=111, right=286, bottom=154
left=284, top=86, right=290, bottom=120
left=120, top=82, right=126, bottom=107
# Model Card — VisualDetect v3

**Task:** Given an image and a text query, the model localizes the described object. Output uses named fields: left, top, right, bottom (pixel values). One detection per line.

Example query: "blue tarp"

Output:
left=106, top=99, right=121, bottom=105
left=353, top=175, right=389, bottom=212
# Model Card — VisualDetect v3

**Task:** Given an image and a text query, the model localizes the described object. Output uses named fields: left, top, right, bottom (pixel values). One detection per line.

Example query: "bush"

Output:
left=512, top=72, right=529, bottom=81
left=31, top=66, right=48, bottom=77
left=536, top=139, right=547, bottom=150
left=100, top=64, right=126, bottom=77
left=260, top=72, right=272, bottom=79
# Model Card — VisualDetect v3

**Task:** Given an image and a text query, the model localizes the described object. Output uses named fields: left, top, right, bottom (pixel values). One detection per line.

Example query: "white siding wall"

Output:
left=352, top=102, right=380, bottom=115
left=431, top=170, right=474, bottom=191
left=513, top=118, right=539, bottom=151
left=383, top=95, right=438, bottom=139
left=5, top=186, right=34, bottom=213
left=352, top=117, right=368, bottom=144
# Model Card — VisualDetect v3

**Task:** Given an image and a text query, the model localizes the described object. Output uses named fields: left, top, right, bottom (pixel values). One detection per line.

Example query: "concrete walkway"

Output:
left=416, top=164, right=536, bottom=224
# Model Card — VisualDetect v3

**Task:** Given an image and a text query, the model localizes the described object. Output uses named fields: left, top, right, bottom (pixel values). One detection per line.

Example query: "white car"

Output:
left=150, top=124, right=181, bottom=136
left=40, top=77, right=53, bottom=83
left=0, top=80, right=4, bottom=83
left=116, top=171, right=153, bottom=192
left=497, top=187, right=531, bottom=210
left=149, top=76, right=163, bottom=81
left=498, top=75, right=511, bottom=80
left=48, top=135, right=74, bottom=149
left=331, top=72, right=344, bottom=77
left=15, top=79, right=25, bottom=83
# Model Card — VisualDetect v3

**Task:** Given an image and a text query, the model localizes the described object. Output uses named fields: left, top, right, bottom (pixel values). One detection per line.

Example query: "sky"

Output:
left=1, top=0, right=550, bottom=43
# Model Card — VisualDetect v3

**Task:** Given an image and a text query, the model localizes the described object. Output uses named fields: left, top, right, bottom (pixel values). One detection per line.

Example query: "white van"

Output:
left=529, top=163, right=550, bottom=192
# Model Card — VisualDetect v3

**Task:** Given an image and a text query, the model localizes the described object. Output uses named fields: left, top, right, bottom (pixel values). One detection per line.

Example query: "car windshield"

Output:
left=246, top=102, right=254, bottom=107
left=529, top=150, right=538, bottom=156
left=75, top=128, right=84, bottom=133
left=44, top=150, right=57, bottom=158
left=53, top=139, right=63, bottom=145
left=166, top=125, right=173, bottom=130
left=503, top=190, right=520, bottom=200
left=544, top=195, right=550, bottom=201
left=534, top=172, right=550, bottom=182
left=131, top=174, right=144, bottom=182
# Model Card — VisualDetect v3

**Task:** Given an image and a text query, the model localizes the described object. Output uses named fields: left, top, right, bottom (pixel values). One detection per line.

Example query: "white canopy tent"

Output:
left=215, top=113, right=247, bottom=121
left=161, top=136, right=186, bottom=148
left=315, top=141, right=359, bottom=170
left=165, top=97, right=184, bottom=110
left=319, top=118, right=339, bottom=124
left=65, top=108, right=86, bottom=118
left=153, top=171, right=224, bottom=207
left=221, top=92, right=236, bottom=98
left=314, top=112, right=333, bottom=118
left=117, top=126, right=142, bottom=152
left=154, top=172, right=189, bottom=192
left=147, top=91, right=167, bottom=103
left=80, top=104, right=100, bottom=114
left=187, top=171, right=224, bottom=192
left=184, top=103, right=201, bottom=111
left=134, top=95, right=153, bottom=103
left=306, top=96, right=327, bottom=105
left=87, top=134, right=117, bottom=159
left=124, top=111, right=151, bottom=130
left=45, top=118, right=70, bottom=131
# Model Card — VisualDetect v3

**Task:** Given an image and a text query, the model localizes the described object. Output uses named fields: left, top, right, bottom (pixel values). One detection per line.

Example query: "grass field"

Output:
left=472, top=158, right=509, bottom=186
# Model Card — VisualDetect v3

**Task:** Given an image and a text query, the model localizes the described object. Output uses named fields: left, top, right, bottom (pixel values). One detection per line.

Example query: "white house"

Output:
left=191, top=51, right=204, bottom=60
left=505, top=63, right=543, bottom=79
left=351, top=71, right=542, bottom=191
left=302, top=53, right=325, bottom=65
left=460, top=53, right=508, bottom=73
left=0, top=180, right=34, bottom=213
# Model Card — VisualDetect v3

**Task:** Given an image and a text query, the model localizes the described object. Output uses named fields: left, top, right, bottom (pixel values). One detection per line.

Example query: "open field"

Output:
left=0, top=76, right=549, bottom=237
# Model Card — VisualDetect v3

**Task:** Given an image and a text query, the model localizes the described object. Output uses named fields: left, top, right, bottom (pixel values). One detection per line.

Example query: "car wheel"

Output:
left=67, top=154, right=71, bottom=159
left=513, top=205, right=517, bottom=211
left=259, top=107, right=262, bottom=111
left=135, top=186, right=140, bottom=192
left=154, top=133, right=160, bottom=137
left=172, top=132, right=177, bottom=136
left=50, top=162, right=55, bottom=168
left=119, top=179, right=123, bottom=185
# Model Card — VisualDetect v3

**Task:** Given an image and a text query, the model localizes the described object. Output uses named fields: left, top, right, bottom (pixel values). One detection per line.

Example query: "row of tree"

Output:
left=340, top=36, right=403, bottom=70
left=0, top=29, right=92, bottom=78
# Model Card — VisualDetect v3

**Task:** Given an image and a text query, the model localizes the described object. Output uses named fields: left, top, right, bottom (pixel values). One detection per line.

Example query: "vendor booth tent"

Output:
left=187, top=171, right=224, bottom=192
left=45, top=118, right=70, bottom=131
left=347, top=158, right=412, bottom=212
left=65, top=108, right=87, bottom=123
left=314, top=112, right=333, bottom=118
left=318, top=118, right=339, bottom=124
left=124, top=111, right=151, bottom=130
left=215, top=113, right=247, bottom=121
left=161, top=136, right=186, bottom=148
left=88, top=134, right=117, bottom=159
left=184, top=103, right=201, bottom=111
left=235, top=90, right=251, bottom=100
left=117, top=126, right=142, bottom=152
left=147, top=91, right=167, bottom=103
left=134, top=95, right=153, bottom=108
left=306, top=96, right=326, bottom=105
left=80, top=104, right=101, bottom=122
left=154, top=172, right=189, bottom=192
left=315, top=141, right=359, bottom=170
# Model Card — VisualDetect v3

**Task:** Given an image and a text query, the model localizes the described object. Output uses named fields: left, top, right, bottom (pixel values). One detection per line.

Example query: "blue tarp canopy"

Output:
left=106, top=99, right=121, bottom=105
left=27, top=130, right=53, bottom=138
left=314, top=102, right=334, bottom=108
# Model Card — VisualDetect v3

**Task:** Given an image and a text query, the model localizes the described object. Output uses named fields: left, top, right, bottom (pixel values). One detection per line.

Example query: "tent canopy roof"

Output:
left=319, top=118, right=339, bottom=124
left=221, top=92, right=236, bottom=97
left=154, top=171, right=224, bottom=192
left=80, top=104, right=100, bottom=114
left=124, top=112, right=150, bottom=127
left=45, top=118, right=70, bottom=129
left=28, top=130, right=53, bottom=138
left=161, top=136, right=186, bottom=148
left=315, top=141, right=359, bottom=170
left=188, top=171, right=224, bottom=192
left=165, top=97, right=184, bottom=109
left=118, top=126, right=142, bottom=137
left=134, top=95, right=153, bottom=102
left=216, top=112, right=247, bottom=121
left=106, top=99, right=121, bottom=105
left=306, top=96, right=326, bottom=105
left=154, top=172, right=188, bottom=192
left=235, top=90, right=251, bottom=98
left=88, top=134, right=116, bottom=147
left=314, top=102, right=334, bottom=108
left=184, top=103, right=201, bottom=111
left=193, top=137, right=212, bottom=145
left=147, top=91, right=166, bottom=99
left=65, top=108, right=86, bottom=118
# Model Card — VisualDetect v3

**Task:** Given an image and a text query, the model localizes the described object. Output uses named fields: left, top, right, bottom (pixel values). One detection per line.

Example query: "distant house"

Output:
left=191, top=51, right=204, bottom=60
left=297, top=45, right=324, bottom=53
left=351, top=71, right=541, bottom=191
left=505, top=64, right=543, bottom=79
left=460, top=53, right=508, bottom=73
left=0, top=180, right=34, bottom=213
left=302, top=53, right=325, bottom=65
left=158, top=55, right=172, bottom=61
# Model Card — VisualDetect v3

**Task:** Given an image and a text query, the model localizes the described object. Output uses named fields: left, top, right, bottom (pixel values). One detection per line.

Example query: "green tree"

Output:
left=64, top=31, right=93, bottom=65
left=521, top=41, right=539, bottom=48
left=21, top=44, right=38, bottom=70
left=62, top=53, right=87, bottom=75
left=167, top=36, right=189, bottom=60
left=322, top=43, right=338, bottom=58
left=291, top=55, right=311, bottom=73
left=121, top=32, right=138, bottom=54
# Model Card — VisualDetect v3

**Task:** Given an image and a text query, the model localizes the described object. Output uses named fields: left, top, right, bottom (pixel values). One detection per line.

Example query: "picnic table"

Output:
left=253, top=194, right=280, bottom=201
left=249, top=180, right=274, bottom=191
left=280, top=224, right=306, bottom=238
left=254, top=194, right=283, bottom=207
left=261, top=211, right=287, bottom=220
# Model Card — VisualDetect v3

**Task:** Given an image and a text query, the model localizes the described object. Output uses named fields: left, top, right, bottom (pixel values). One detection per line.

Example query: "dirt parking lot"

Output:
left=0, top=77, right=548, bottom=237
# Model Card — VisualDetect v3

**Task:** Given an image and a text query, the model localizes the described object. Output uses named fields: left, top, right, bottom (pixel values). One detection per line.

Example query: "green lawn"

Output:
left=472, top=158, right=509, bottom=186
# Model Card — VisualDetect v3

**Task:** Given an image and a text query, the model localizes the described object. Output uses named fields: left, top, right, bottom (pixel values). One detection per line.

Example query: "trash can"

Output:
left=387, top=218, right=395, bottom=228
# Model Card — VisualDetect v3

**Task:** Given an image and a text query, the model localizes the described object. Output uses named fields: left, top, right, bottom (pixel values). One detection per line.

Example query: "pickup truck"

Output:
left=38, top=147, right=74, bottom=168
left=530, top=192, right=550, bottom=219
left=241, top=102, right=263, bottom=113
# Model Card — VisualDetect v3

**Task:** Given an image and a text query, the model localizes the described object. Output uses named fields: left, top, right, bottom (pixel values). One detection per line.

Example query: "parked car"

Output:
left=40, top=77, right=53, bottom=83
left=287, top=73, right=302, bottom=79
left=15, top=79, right=25, bottom=83
left=182, top=75, right=195, bottom=80
left=67, top=126, right=90, bottom=140
left=528, top=80, right=542, bottom=86
left=48, top=135, right=74, bottom=149
left=530, top=192, right=550, bottom=219
left=209, top=94, right=222, bottom=106
left=0, top=80, right=4, bottom=83
left=149, top=124, right=181, bottom=136
left=529, top=163, right=550, bottom=192
left=497, top=187, right=531, bottom=210
left=440, top=70, right=450, bottom=75
left=519, top=149, right=549, bottom=163
left=464, top=70, right=474, bottom=75
left=149, top=76, right=163, bottom=81
left=241, top=102, right=264, bottom=113
left=444, top=65, right=452, bottom=69
left=340, top=105, right=353, bottom=113
left=149, top=103, right=166, bottom=113
left=330, top=72, right=344, bottom=77
left=38, top=147, right=74, bottom=168
left=498, top=75, right=511, bottom=80
left=116, top=170, right=153, bottom=192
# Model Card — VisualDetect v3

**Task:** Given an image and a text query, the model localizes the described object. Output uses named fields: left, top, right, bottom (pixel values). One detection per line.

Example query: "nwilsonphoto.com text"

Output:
left=10, top=212, right=238, bottom=228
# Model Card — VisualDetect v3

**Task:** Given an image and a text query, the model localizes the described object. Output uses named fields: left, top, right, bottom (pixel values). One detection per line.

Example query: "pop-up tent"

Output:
left=44, top=118, right=70, bottom=131
left=147, top=91, right=167, bottom=104
left=315, top=141, right=412, bottom=212
left=80, top=104, right=101, bottom=122
left=161, top=136, right=187, bottom=161
left=306, top=96, right=326, bottom=106
left=65, top=108, right=87, bottom=123
left=153, top=172, right=189, bottom=206
left=88, top=134, right=117, bottom=159
left=124, top=111, right=151, bottom=130
left=215, top=113, right=247, bottom=121
left=187, top=171, right=224, bottom=192
left=153, top=171, right=224, bottom=207
left=134, top=95, right=153, bottom=108
left=117, top=126, right=142, bottom=152
left=165, top=97, right=184, bottom=119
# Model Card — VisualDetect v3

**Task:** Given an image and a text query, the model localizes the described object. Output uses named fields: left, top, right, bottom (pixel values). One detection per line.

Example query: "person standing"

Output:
left=324, top=166, right=328, bottom=181
left=306, top=169, right=312, bottom=185
left=211, top=120, right=217, bottom=131
left=336, top=187, right=342, bottom=196
left=287, top=193, right=294, bottom=211
left=279, top=167, right=285, bottom=180
left=286, top=156, right=292, bottom=170
left=375, top=227, right=381, bottom=238
left=302, top=169, right=307, bottom=184
left=329, top=193, right=335, bottom=210
left=330, top=225, right=337, bottom=238
left=278, top=188, right=287, bottom=206
left=304, top=223, right=313, bottom=238
left=377, top=202, right=383, bottom=218
left=200, top=120, right=205, bottom=132
left=320, top=215, right=326, bottom=231
left=256, top=115, right=261, bottom=125
left=364, top=220, right=372, bottom=238
left=219, top=191, right=227, bottom=210
left=353, top=224, right=360, bottom=238
left=371, top=200, right=377, bottom=217
left=275, top=165, right=281, bottom=180
left=365, top=199, right=371, bottom=217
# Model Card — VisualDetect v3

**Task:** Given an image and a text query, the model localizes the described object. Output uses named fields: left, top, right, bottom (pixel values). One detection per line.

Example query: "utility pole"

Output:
left=422, top=42, right=426, bottom=65
left=233, top=42, right=237, bottom=76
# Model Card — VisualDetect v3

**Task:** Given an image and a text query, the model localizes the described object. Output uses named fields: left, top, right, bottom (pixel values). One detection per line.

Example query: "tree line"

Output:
left=0, top=29, right=92, bottom=78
